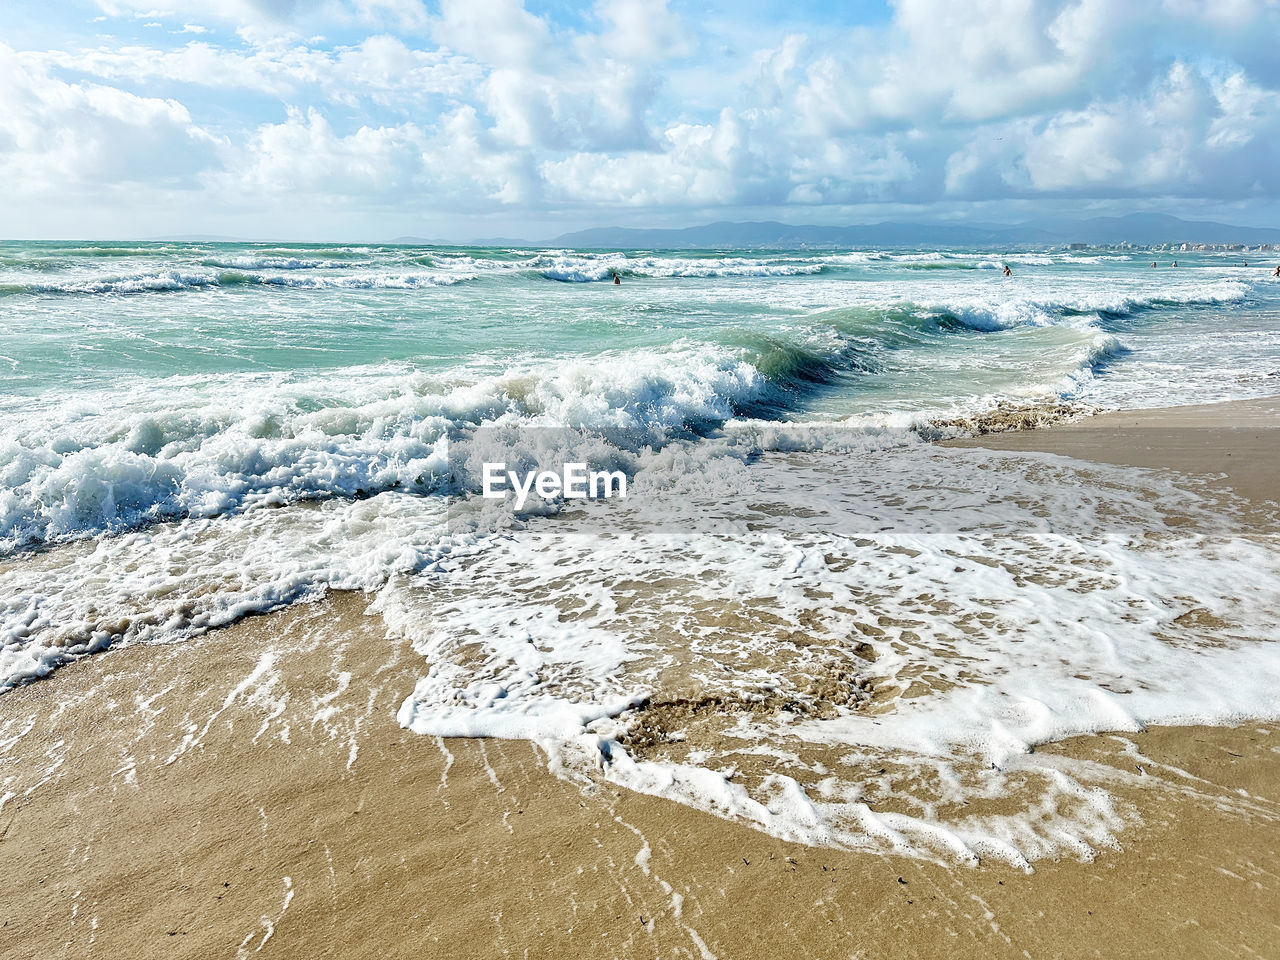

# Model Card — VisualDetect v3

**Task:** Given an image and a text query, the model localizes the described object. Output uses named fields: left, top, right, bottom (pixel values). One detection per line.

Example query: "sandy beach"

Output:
left=2, top=397, right=1279, bottom=960
left=7, top=0, right=1280, bottom=955
left=949, top=394, right=1280, bottom=506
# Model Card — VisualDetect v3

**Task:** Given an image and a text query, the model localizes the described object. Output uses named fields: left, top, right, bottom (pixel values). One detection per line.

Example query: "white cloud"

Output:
left=541, top=109, right=750, bottom=207
left=234, top=107, right=424, bottom=194
left=353, top=0, right=429, bottom=31
left=943, top=60, right=1280, bottom=198
left=429, top=0, right=671, bottom=153
left=8, top=0, right=1280, bottom=231
left=431, top=0, right=551, bottom=70
left=590, top=0, right=690, bottom=64
left=38, top=37, right=481, bottom=104
left=94, top=0, right=431, bottom=37
left=96, top=0, right=300, bottom=27
left=226, top=103, right=541, bottom=207
left=0, top=44, right=221, bottom=193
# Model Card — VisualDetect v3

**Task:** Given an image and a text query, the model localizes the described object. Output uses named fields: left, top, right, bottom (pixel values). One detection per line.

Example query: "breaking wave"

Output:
left=0, top=270, right=478, bottom=297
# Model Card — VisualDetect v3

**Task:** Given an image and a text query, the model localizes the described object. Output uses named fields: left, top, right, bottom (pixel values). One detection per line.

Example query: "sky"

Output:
left=1, top=0, right=1279, bottom=240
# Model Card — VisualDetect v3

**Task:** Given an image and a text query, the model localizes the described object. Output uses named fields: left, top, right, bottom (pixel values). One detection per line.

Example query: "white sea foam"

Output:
left=529, top=254, right=825, bottom=282
left=721, top=274, right=1251, bottom=331
left=910, top=280, right=1250, bottom=331
left=10, top=272, right=225, bottom=295
left=249, top=271, right=475, bottom=289
left=204, top=256, right=329, bottom=270
left=394, top=444, right=1280, bottom=864
left=0, top=493, right=451, bottom=689
left=0, top=286, right=1211, bottom=553
left=0, top=346, right=773, bottom=548
left=0, top=269, right=477, bottom=295
left=5, top=418, right=1276, bottom=866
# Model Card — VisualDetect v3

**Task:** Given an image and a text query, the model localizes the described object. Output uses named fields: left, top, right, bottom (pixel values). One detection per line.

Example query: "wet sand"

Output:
left=948, top=394, right=1280, bottom=506
left=2, top=398, right=1279, bottom=959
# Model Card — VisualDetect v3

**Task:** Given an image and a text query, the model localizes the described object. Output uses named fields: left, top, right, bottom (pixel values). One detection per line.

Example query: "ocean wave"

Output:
left=0, top=247, right=1260, bottom=551
left=815, top=252, right=883, bottom=265
left=1054, top=332, right=1128, bottom=397
left=903, top=281, right=1250, bottom=331
left=0, top=345, right=774, bottom=550
left=251, top=272, right=476, bottom=289
left=816, top=251, right=1143, bottom=270
left=533, top=254, right=825, bottom=282
left=0, top=272, right=226, bottom=296
left=0, top=314, right=1135, bottom=552
left=202, top=256, right=329, bottom=270
left=4, top=265, right=1222, bottom=549
left=8, top=253, right=1251, bottom=300
left=0, top=269, right=477, bottom=297
left=56, top=246, right=181, bottom=257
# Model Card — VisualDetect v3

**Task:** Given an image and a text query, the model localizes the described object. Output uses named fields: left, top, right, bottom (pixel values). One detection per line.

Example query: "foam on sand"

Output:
left=394, top=442, right=1280, bottom=865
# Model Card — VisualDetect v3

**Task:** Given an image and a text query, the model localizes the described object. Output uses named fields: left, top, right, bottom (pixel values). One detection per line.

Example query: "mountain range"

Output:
left=537, top=214, right=1280, bottom=249
left=156, top=213, right=1280, bottom=249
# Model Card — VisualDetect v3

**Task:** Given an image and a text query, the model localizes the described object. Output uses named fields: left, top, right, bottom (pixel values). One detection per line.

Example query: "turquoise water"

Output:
left=1, top=240, right=1277, bottom=550
left=1, top=242, right=1272, bottom=400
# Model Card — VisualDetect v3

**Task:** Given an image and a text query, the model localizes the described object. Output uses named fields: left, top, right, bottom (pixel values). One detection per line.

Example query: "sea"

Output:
left=2, top=240, right=1279, bottom=864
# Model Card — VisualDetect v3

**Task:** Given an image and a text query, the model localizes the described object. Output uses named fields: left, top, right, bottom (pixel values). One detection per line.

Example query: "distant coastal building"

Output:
left=1138, top=241, right=1274, bottom=253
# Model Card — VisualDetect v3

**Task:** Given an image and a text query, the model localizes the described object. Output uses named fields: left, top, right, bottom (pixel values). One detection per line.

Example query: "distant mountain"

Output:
left=548, top=220, right=1049, bottom=249
left=1029, top=213, right=1280, bottom=246
left=542, top=214, right=1280, bottom=250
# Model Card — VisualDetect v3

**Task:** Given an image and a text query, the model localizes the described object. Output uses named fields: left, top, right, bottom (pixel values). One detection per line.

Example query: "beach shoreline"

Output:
left=946, top=393, right=1280, bottom=506
left=2, top=396, right=1279, bottom=959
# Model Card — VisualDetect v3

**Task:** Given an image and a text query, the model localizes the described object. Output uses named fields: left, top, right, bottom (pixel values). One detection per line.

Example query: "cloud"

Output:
left=353, top=0, right=429, bottom=31
left=226, top=103, right=540, bottom=208
left=39, top=37, right=481, bottom=105
left=540, top=109, right=750, bottom=207
left=93, top=0, right=431, bottom=38
left=430, top=0, right=672, bottom=152
left=944, top=60, right=1280, bottom=199
left=590, top=0, right=691, bottom=64
left=95, top=0, right=302, bottom=27
left=431, top=0, right=552, bottom=70
left=0, top=44, right=221, bottom=194
left=11, top=0, right=1280, bottom=232
left=233, top=107, right=425, bottom=195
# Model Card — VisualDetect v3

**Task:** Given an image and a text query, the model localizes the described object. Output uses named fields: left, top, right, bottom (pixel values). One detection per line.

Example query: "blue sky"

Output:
left=1, top=0, right=1278, bottom=239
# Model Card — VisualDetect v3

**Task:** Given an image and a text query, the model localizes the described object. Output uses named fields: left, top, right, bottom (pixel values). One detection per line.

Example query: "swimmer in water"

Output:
left=1172, top=260, right=1177, bottom=267
left=1274, top=265, right=1279, bottom=277
left=1151, top=262, right=1157, bottom=268
left=1002, top=264, right=1012, bottom=277
left=611, top=271, right=621, bottom=285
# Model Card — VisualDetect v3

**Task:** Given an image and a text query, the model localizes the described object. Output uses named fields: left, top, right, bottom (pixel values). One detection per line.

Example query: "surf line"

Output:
left=482, top=462, right=627, bottom=509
